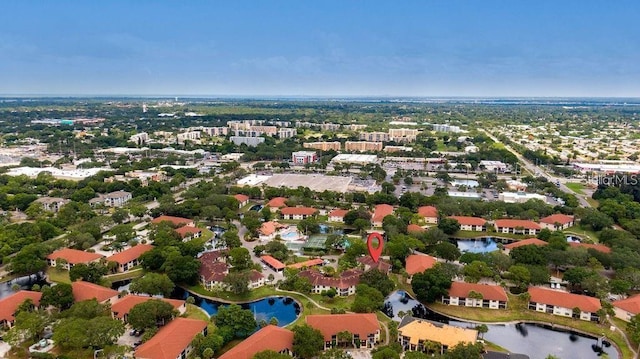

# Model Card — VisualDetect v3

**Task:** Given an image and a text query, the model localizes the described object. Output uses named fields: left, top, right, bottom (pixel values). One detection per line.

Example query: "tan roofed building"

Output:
left=398, top=316, right=478, bottom=354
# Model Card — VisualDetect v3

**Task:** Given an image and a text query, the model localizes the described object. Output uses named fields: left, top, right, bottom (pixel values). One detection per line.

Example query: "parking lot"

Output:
left=116, top=327, right=143, bottom=350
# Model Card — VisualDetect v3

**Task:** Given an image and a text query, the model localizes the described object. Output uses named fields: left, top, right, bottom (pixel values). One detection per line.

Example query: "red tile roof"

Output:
left=261, top=255, right=286, bottom=270
left=528, top=287, right=601, bottom=313
left=174, top=226, right=202, bottom=238
left=199, top=261, right=229, bottom=282
left=448, top=282, right=507, bottom=302
left=151, top=215, right=193, bottom=227
left=540, top=214, right=575, bottom=225
left=357, top=256, right=392, bottom=273
left=233, top=194, right=250, bottom=203
left=107, top=244, right=154, bottom=265
left=46, top=248, right=104, bottom=264
left=418, top=206, right=438, bottom=218
left=405, top=254, right=437, bottom=275
left=259, top=221, right=287, bottom=236
left=218, top=325, right=293, bottom=359
left=135, top=318, right=207, bottom=359
left=372, top=204, right=394, bottom=223
left=407, top=224, right=426, bottom=233
left=503, top=238, right=548, bottom=250
left=298, top=269, right=362, bottom=289
left=267, top=197, right=287, bottom=208
left=306, top=313, right=380, bottom=341
left=613, top=294, right=640, bottom=315
left=112, top=295, right=185, bottom=319
left=280, top=207, right=318, bottom=216
left=448, top=216, right=486, bottom=226
left=72, top=281, right=119, bottom=303
left=248, top=270, right=264, bottom=282
left=328, top=209, right=349, bottom=218
left=568, top=242, right=611, bottom=253
left=0, top=291, right=42, bottom=323
left=494, top=219, right=541, bottom=230
left=287, top=258, right=324, bottom=270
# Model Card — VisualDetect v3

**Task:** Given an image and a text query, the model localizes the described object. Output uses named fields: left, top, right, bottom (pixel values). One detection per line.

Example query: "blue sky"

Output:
left=1, top=1, right=639, bottom=97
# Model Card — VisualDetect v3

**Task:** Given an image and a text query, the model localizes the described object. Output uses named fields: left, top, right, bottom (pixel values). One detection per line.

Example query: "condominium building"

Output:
left=303, top=141, right=341, bottom=151
left=360, top=132, right=390, bottom=142
left=344, top=141, right=383, bottom=152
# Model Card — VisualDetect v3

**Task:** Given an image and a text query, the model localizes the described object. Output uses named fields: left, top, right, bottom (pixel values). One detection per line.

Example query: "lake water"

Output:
left=173, top=287, right=301, bottom=327
left=384, top=291, right=618, bottom=359
left=0, top=273, right=47, bottom=300
left=455, top=237, right=500, bottom=253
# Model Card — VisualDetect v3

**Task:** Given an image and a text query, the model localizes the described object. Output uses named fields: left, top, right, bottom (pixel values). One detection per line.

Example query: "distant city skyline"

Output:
left=1, top=1, right=639, bottom=97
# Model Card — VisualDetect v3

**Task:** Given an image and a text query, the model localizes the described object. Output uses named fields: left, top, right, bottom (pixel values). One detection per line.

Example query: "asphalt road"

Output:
left=480, top=129, right=592, bottom=208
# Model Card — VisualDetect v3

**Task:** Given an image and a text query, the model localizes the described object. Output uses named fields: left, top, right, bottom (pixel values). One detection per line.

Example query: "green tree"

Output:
left=434, top=241, right=461, bottom=262
left=359, top=269, right=395, bottom=296
left=10, top=243, right=48, bottom=276
left=53, top=316, right=124, bottom=349
left=228, top=247, right=253, bottom=271
left=508, top=265, right=531, bottom=290
left=69, top=261, right=108, bottom=283
left=438, top=218, right=461, bottom=235
left=411, top=264, right=453, bottom=303
left=62, top=299, right=110, bottom=319
left=319, top=348, right=353, bottom=359
left=40, top=283, right=74, bottom=310
left=292, top=324, right=324, bottom=359
left=223, top=271, right=251, bottom=295
left=128, top=299, right=177, bottom=330
left=351, top=284, right=384, bottom=313
left=4, top=309, right=51, bottom=347
left=214, top=304, right=257, bottom=339
left=129, top=273, right=176, bottom=297
left=253, top=350, right=292, bottom=359
left=443, top=342, right=484, bottom=359
left=462, top=261, right=493, bottom=283
left=627, top=314, right=640, bottom=344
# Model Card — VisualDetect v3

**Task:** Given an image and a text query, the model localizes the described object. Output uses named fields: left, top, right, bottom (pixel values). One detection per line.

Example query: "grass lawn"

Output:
left=566, top=182, right=586, bottom=194
left=104, top=268, right=144, bottom=282
left=185, top=303, right=210, bottom=321
left=428, top=294, right=634, bottom=359
left=587, top=197, right=600, bottom=207
left=564, top=226, right=599, bottom=242
left=46, top=267, right=70, bottom=284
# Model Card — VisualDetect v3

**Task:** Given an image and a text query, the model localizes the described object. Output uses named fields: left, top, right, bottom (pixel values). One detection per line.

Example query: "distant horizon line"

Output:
left=1, top=94, right=640, bottom=100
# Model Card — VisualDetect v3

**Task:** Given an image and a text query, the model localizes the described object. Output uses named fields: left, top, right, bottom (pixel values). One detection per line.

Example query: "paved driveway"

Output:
left=348, top=349, right=373, bottom=359
left=0, top=341, right=10, bottom=358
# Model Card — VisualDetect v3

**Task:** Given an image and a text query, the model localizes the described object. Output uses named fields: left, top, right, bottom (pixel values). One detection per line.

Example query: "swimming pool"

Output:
left=280, top=231, right=301, bottom=240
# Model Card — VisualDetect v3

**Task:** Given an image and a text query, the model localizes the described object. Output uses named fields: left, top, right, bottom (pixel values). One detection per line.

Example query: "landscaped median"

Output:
left=427, top=293, right=635, bottom=359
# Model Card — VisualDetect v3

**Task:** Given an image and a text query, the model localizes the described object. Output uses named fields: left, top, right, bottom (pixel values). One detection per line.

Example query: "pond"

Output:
left=0, top=273, right=47, bottom=300
left=173, top=287, right=301, bottom=327
left=454, top=237, right=500, bottom=253
left=249, top=204, right=263, bottom=212
left=384, top=291, right=618, bottom=359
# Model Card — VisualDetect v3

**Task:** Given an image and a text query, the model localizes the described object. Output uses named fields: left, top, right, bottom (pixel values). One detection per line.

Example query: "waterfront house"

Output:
left=46, top=248, right=104, bottom=270
left=448, top=216, right=486, bottom=231
left=106, top=244, right=154, bottom=273
left=398, top=316, right=478, bottom=354
left=405, top=254, right=437, bottom=283
left=442, top=282, right=508, bottom=309
left=494, top=219, right=541, bottom=236
left=613, top=294, right=640, bottom=322
left=527, top=287, right=601, bottom=321
left=298, top=269, right=362, bottom=296
left=306, top=313, right=380, bottom=349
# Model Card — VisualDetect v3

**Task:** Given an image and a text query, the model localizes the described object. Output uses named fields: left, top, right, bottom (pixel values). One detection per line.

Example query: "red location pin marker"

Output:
left=367, top=232, right=384, bottom=263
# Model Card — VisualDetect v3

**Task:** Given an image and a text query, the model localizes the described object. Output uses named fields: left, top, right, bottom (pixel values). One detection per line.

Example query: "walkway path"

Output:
left=607, top=316, right=638, bottom=359
left=274, top=287, right=331, bottom=311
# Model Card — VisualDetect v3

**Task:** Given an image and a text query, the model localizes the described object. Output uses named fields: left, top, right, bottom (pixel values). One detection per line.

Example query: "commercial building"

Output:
left=230, top=136, right=265, bottom=147
left=344, top=141, right=383, bottom=152
left=291, top=151, right=318, bottom=164
left=499, top=192, right=547, bottom=204
left=303, top=141, right=341, bottom=151
left=331, top=154, right=378, bottom=165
